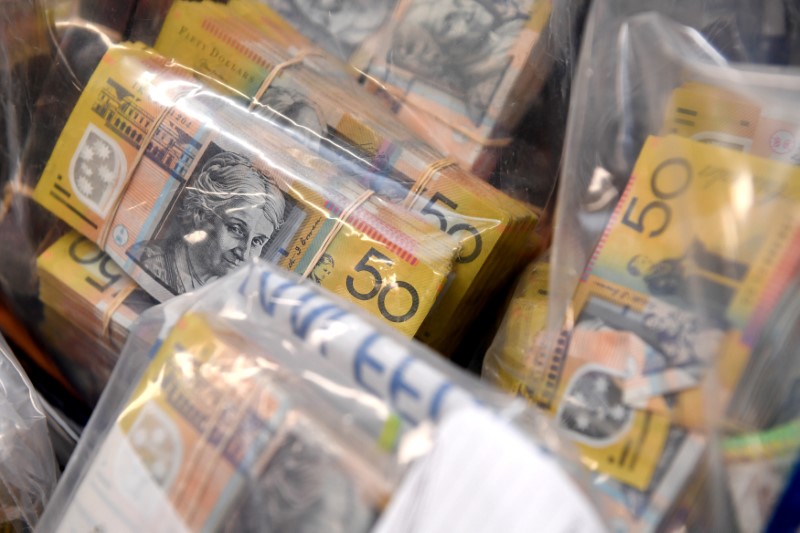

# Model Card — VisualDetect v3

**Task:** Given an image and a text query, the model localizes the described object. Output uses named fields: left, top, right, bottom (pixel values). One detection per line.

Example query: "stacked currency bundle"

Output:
left=533, top=134, right=800, bottom=530
left=268, top=0, right=554, bottom=177
left=38, top=260, right=605, bottom=532
left=146, top=0, right=541, bottom=352
left=46, top=312, right=396, bottom=531
left=36, top=230, right=158, bottom=402
left=25, top=36, right=458, bottom=339
left=37, top=231, right=157, bottom=351
left=128, top=0, right=554, bottom=178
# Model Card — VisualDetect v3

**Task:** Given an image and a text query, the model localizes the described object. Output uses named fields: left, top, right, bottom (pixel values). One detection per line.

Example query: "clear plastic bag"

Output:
left=0, top=334, right=58, bottom=531
left=7, top=0, right=543, bottom=394
left=534, top=1, right=800, bottom=530
left=129, top=0, right=560, bottom=178
left=38, top=260, right=607, bottom=532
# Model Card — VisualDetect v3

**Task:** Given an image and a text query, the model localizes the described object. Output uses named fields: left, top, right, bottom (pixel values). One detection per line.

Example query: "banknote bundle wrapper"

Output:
left=21, top=8, right=540, bottom=355
left=22, top=29, right=469, bottom=345
left=0, top=334, right=59, bottom=531
left=154, top=0, right=541, bottom=351
left=532, top=4, right=800, bottom=531
left=37, top=260, right=607, bottom=532
left=127, top=0, right=556, bottom=178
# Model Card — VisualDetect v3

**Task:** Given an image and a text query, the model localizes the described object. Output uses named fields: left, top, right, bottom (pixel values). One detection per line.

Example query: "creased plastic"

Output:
left=0, top=0, right=550, bottom=405
left=531, top=1, right=800, bottom=531
left=38, top=260, right=608, bottom=532
left=0, top=334, right=58, bottom=531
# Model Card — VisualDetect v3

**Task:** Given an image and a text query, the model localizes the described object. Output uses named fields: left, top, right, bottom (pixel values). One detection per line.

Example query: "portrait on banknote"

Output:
left=310, top=253, right=335, bottom=284
left=128, top=147, right=294, bottom=295
left=271, top=0, right=397, bottom=58
left=388, top=0, right=532, bottom=125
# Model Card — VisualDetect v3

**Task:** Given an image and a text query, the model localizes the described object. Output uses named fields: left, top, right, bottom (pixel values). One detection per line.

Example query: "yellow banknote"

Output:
left=153, top=0, right=539, bottom=352
left=33, top=44, right=457, bottom=337
left=37, top=230, right=154, bottom=341
left=58, top=312, right=389, bottom=532
left=663, top=81, right=800, bottom=167
left=662, top=82, right=760, bottom=152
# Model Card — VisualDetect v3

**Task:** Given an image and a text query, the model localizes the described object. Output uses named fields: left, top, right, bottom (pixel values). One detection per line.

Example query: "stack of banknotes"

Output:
left=25, top=34, right=458, bottom=341
left=128, top=0, right=555, bottom=178
left=37, top=260, right=604, bottom=532
left=36, top=231, right=157, bottom=401
left=153, top=0, right=541, bottom=350
left=20, top=4, right=539, bottom=362
left=488, top=66, right=800, bottom=528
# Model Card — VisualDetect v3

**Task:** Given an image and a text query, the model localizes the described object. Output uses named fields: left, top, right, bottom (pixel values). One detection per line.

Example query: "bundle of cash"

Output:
left=483, top=255, right=549, bottom=400
left=28, top=40, right=459, bottom=338
left=36, top=230, right=157, bottom=402
left=253, top=0, right=555, bottom=177
left=127, top=0, right=554, bottom=177
left=146, top=0, right=540, bottom=352
left=47, top=312, right=395, bottom=532
left=526, top=134, right=800, bottom=530
left=37, top=231, right=157, bottom=351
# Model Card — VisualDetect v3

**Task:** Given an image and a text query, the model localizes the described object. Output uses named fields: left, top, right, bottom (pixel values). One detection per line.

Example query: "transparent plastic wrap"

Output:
left=0, top=2, right=151, bottom=407
left=0, top=333, right=58, bottom=531
left=127, top=0, right=560, bottom=178
left=536, top=1, right=800, bottom=531
left=14, top=0, right=542, bottom=379
left=38, top=260, right=607, bottom=532
left=0, top=0, right=53, bottom=312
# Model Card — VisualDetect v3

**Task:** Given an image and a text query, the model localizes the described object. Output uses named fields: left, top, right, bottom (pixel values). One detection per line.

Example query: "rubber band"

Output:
left=301, top=190, right=374, bottom=279
left=101, top=284, right=137, bottom=347
left=249, top=50, right=323, bottom=110
left=0, top=182, right=36, bottom=225
left=97, top=103, right=173, bottom=251
left=403, top=158, right=458, bottom=209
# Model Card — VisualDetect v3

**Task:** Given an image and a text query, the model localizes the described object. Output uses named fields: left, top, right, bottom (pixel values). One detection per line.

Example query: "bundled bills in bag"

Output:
left=37, top=261, right=607, bottom=532
left=25, top=38, right=460, bottom=339
left=37, top=231, right=156, bottom=352
left=539, top=4, right=800, bottom=531
left=128, top=0, right=555, bottom=177
left=147, top=0, right=541, bottom=351
left=36, top=230, right=157, bottom=402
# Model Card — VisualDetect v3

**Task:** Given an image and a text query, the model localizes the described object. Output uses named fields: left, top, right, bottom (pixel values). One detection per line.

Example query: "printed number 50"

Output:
left=346, top=248, right=420, bottom=323
left=421, top=193, right=483, bottom=264
left=621, top=158, right=692, bottom=238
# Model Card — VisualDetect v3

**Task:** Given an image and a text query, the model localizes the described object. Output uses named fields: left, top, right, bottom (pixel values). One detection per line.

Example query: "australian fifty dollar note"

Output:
left=32, top=43, right=458, bottom=337
left=522, top=135, right=800, bottom=529
left=151, top=0, right=540, bottom=352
